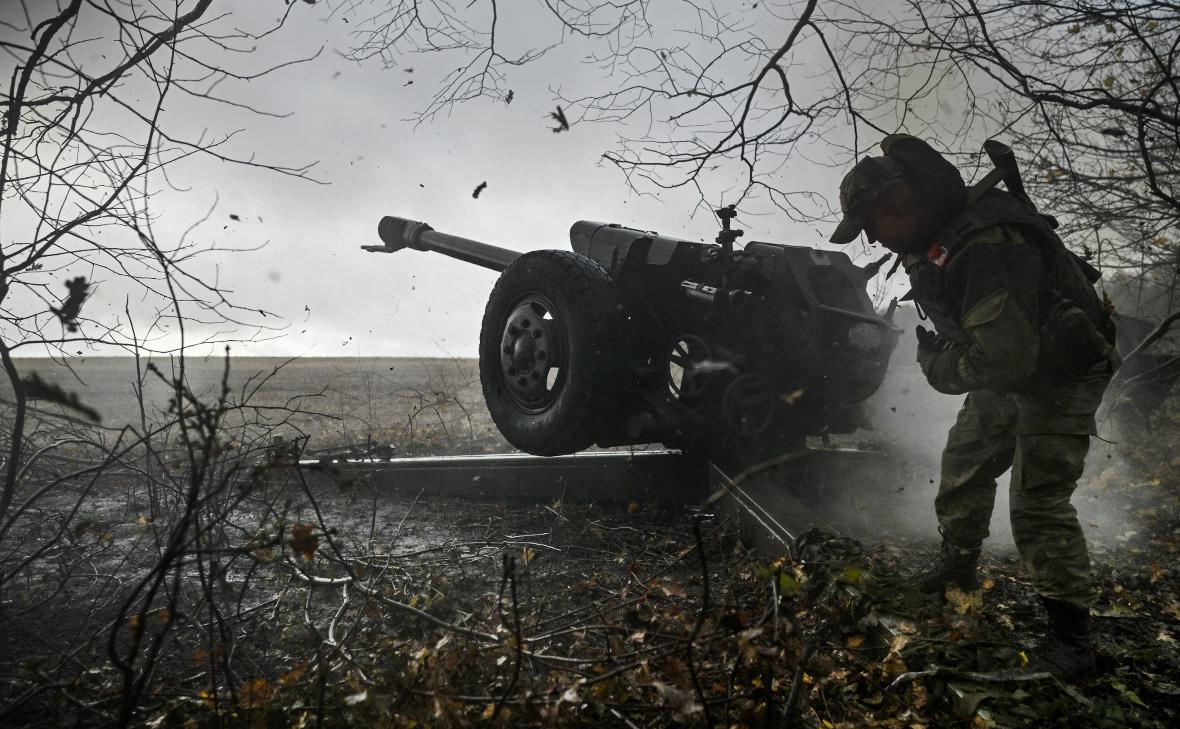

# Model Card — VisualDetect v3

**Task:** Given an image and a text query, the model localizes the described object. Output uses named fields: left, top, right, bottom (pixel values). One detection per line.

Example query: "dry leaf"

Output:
left=50, top=276, right=90, bottom=332
left=660, top=581, right=687, bottom=598
left=238, top=678, right=273, bottom=709
left=945, top=587, right=983, bottom=615
left=649, top=681, right=702, bottom=717
left=1150, top=562, right=1166, bottom=584
left=280, top=664, right=308, bottom=686
left=887, top=633, right=910, bottom=659
left=289, top=523, right=318, bottom=560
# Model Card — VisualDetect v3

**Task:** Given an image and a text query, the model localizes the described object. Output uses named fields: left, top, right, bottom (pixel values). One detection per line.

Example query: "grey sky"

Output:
left=16, top=1, right=930, bottom=359
left=145, top=2, right=867, bottom=358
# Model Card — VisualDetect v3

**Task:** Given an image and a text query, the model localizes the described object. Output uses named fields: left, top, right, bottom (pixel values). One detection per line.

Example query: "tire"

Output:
left=479, top=250, right=624, bottom=456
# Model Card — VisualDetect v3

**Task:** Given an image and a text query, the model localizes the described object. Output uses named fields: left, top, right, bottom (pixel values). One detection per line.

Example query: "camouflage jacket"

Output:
left=903, top=189, right=1111, bottom=396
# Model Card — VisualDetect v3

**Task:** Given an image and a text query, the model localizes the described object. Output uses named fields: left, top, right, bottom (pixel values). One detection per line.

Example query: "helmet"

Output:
left=830, top=134, right=966, bottom=245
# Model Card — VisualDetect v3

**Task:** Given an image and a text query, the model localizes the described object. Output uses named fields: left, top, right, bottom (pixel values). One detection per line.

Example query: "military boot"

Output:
left=1028, top=596, right=1097, bottom=680
left=916, top=529, right=981, bottom=594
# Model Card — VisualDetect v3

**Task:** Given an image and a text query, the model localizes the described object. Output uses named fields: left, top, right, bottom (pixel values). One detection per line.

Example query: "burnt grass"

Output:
left=1, top=373, right=1179, bottom=727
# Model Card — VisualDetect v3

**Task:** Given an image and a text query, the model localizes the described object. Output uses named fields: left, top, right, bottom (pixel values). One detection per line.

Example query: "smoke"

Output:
left=815, top=309, right=966, bottom=544
left=797, top=305, right=1146, bottom=554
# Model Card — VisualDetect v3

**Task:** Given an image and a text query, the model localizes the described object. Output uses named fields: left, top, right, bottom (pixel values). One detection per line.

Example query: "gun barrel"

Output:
left=366, top=216, right=520, bottom=272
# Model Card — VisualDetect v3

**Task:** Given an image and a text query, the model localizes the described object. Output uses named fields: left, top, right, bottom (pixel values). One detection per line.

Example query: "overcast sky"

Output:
left=19, top=1, right=901, bottom=359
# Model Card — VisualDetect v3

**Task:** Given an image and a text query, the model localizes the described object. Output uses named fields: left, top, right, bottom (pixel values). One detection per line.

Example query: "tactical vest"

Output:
left=905, top=189, right=1113, bottom=378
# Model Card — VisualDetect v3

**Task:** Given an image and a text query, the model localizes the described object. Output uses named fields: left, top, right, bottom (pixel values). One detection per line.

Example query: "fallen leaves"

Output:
left=288, top=523, right=318, bottom=560
left=18, top=451, right=1180, bottom=729
left=1111, top=681, right=1148, bottom=708
left=648, top=680, right=703, bottom=718
left=658, top=579, right=687, bottom=598
left=238, top=678, right=274, bottom=710
left=1150, top=561, right=1167, bottom=584
left=945, top=587, right=984, bottom=616
left=278, top=664, right=307, bottom=686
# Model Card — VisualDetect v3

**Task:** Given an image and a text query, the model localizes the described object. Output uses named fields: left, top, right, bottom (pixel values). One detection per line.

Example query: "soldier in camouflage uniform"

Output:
left=830, top=135, right=1116, bottom=679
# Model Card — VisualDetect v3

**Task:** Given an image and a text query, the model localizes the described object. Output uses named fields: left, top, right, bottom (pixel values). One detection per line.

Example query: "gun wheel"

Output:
left=721, top=374, right=776, bottom=437
left=479, top=250, right=624, bottom=456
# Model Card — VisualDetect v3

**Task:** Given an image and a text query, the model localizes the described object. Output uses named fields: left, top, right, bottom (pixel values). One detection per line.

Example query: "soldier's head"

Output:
left=830, top=135, right=966, bottom=254
left=830, top=156, right=933, bottom=254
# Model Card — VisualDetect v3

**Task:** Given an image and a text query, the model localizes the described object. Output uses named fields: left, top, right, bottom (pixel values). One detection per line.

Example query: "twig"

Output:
left=608, top=707, right=643, bottom=729
left=1121, top=310, right=1180, bottom=363
left=890, top=667, right=1093, bottom=708
left=390, top=487, right=423, bottom=544
left=492, top=555, right=523, bottom=721
left=782, top=637, right=816, bottom=728
left=686, top=515, right=715, bottom=726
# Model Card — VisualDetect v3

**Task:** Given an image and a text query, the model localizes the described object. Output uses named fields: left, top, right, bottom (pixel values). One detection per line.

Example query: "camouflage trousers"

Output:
left=935, top=365, right=1112, bottom=608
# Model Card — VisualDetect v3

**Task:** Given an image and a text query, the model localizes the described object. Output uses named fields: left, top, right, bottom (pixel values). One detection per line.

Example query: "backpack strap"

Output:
left=935, top=189, right=1067, bottom=265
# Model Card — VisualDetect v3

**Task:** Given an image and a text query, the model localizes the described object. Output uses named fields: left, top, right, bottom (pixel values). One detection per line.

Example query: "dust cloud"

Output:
left=806, top=305, right=1141, bottom=554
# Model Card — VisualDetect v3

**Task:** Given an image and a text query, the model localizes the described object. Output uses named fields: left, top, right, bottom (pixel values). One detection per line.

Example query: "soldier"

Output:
left=829, top=135, right=1116, bottom=679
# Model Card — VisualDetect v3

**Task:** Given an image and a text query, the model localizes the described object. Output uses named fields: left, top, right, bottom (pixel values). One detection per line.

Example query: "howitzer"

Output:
left=366, top=210, right=900, bottom=463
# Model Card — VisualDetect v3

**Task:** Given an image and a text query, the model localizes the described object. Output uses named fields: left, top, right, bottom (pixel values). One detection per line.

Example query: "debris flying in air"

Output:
left=50, top=276, right=90, bottom=332
left=21, top=372, right=101, bottom=422
left=549, top=106, right=570, bottom=133
left=473, top=181, right=488, bottom=198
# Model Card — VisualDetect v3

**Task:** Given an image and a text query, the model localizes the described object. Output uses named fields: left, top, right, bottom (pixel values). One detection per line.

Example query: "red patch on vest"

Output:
left=927, top=241, right=949, bottom=267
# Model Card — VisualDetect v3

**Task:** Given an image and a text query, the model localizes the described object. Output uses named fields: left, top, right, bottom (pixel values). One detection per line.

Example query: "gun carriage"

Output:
left=365, top=208, right=899, bottom=464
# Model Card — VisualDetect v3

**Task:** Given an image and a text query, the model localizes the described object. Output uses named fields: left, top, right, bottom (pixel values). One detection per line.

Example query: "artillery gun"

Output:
left=365, top=208, right=899, bottom=464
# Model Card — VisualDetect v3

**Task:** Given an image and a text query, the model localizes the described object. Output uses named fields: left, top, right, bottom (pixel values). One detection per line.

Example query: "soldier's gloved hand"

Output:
left=915, top=325, right=949, bottom=378
left=916, top=325, right=967, bottom=392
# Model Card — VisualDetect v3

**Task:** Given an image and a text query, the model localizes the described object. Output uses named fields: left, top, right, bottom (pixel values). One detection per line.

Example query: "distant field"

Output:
left=2, top=357, right=506, bottom=455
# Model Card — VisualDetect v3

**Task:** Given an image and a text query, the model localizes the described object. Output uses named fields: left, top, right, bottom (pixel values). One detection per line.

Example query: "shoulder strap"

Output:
left=936, top=189, right=1060, bottom=259
left=938, top=190, right=1103, bottom=293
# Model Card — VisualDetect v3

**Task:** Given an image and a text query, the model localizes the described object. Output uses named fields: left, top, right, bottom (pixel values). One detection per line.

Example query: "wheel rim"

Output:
left=721, top=374, right=775, bottom=436
left=667, top=335, right=712, bottom=399
left=498, top=293, right=566, bottom=411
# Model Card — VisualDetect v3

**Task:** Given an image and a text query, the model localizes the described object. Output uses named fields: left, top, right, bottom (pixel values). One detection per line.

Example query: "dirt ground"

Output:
left=1, top=357, right=1178, bottom=727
